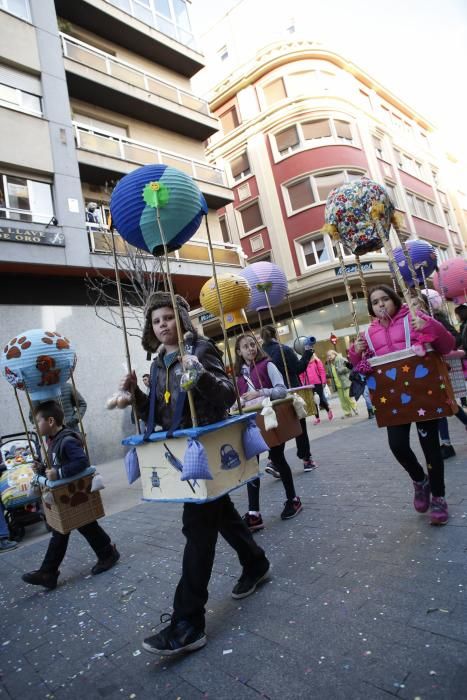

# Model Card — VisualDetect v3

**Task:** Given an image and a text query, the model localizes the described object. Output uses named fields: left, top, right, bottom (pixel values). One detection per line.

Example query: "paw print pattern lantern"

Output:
left=323, top=177, right=396, bottom=255
left=200, top=274, right=251, bottom=329
left=110, top=164, right=208, bottom=255
left=393, top=240, right=437, bottom=286
left=1, top=329, right=76, bottom=401
left=433, top=258, right=467, bottom=304
left=239, top=262, right=288, bottom=311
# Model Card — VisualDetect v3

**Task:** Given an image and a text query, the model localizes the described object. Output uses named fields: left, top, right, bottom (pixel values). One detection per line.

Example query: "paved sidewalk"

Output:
left=0, top=415, right=466, bottom=699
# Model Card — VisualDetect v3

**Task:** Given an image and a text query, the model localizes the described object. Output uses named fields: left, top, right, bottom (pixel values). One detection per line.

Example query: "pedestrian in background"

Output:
left=326, top=350, right=358, bottom=418
left=299, top=353, right=333, bottom=424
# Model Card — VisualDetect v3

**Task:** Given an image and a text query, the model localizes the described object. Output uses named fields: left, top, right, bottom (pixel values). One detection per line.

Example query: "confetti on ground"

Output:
left=223, top=649, right=232, bottom=655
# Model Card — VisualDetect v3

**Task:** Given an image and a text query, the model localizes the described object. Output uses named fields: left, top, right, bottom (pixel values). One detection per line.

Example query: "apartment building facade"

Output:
left=0, top=0, right=236, bottom=457
left=195, top=34, right=466, bottom=359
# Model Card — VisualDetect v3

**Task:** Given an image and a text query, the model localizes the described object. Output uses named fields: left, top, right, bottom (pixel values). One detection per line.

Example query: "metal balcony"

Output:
left=61, top=34, right=218, bottom=140
left=74, top=122, right=234, bottom=209
left=54, top=0, right=204, bottom=77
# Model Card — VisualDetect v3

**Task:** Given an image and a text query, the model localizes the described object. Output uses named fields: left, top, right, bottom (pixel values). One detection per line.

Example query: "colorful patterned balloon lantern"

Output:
left=239, top=262, right=288, bottom=311
left=324, top=177, right=396, bottom=255
left=433, top=257, right=467, bottom=304
left=1, top=329, right=76, bottom=401
left=110, top=164, right=208, bottom=255
left=393, top=240, right=437, bottom=286
left=200, top=274, right=252, bottom=329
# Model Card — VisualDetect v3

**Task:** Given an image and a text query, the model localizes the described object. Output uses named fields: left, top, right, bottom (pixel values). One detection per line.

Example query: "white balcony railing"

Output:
left=73, top=122, right=227, bottom=187
left=87, top=224, right=243, bottom=266
left=61, top=33, right=209, bottom=116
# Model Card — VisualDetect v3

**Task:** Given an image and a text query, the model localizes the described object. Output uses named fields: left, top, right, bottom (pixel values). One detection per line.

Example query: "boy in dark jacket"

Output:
left=22, top=401, right=119, bottom=590
left=121, top=291, right=270, bottom=657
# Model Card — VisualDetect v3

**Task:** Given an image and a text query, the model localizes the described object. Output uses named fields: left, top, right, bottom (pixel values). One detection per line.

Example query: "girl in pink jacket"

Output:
left=350, top=285, right=454, bottom=526
left=299, top=355, right=333, bottom=423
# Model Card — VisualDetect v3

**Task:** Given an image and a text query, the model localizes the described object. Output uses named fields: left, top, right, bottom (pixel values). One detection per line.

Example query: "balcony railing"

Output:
left=61, top=33, right=209, bottom=116
left=87, top=224, right=243, bottom=266
left=74, top=122, right=227, bottom=187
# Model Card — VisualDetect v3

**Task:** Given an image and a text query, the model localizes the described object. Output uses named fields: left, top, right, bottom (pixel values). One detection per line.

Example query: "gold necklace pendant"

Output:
left=164, top=390, right=171, bottom=404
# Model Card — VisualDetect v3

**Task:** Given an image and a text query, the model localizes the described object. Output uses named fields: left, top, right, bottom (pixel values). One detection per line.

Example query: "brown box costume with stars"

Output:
left=367, top=348, right=456, bottom=428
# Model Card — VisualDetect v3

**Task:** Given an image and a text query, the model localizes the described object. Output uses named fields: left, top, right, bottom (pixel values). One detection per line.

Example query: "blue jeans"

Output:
left=362, top=385, right=373, bottom=411
left=0, top=504, right=9, bottom=539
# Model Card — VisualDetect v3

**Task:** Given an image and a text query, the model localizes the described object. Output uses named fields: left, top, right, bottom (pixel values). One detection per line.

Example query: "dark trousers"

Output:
left=386, top=420, right=445, bottom=497
left=40, top=521, right=112, bottom=573
left=313, top=384, right=330, bottom=413
left=172, top=495, right=266, bottom=630
left=268, top=417, right=310, bottom=464
left=248, top=442, right=296, bottom=511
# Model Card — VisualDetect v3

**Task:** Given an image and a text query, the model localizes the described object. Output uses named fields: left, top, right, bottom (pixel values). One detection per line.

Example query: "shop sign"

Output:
left=199, top=311, right=215, bottom=323
left=0, top=226, right=65, bottom=247
left=335, top=262, right=373, bottom=276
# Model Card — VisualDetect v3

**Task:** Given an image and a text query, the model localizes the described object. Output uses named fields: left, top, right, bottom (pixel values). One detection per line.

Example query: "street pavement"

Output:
left=0, top=402, right=466, bottom=700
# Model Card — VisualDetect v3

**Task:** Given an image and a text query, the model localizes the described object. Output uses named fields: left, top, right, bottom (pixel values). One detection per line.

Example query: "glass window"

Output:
left=385, top=181, right=399, bottom=208
left=220, top=106, right=239, bottom=134
left=219, top=216, right=230, bottom=243
left=275, top=125, right=299, bottom=153
left=287, top=178, right=314, bottom=211
left=1, top=0, right=30, bottom=21
left=263, top=78, right=287, bottom=106
left=302, top=119, right=331, bottom=140
left=314, top=171, right=344, bottom=201
left=426, top=202, right=438, bottom=223
left=155, top=0, right=170, bottom=16
left=443, top=208, right=452, bottom=228
left=373, top=135, right=384, bottom=158
left=134, top=3, right=153, bottom=24
left=415, top=197, right=428, bottom=219
left=230, top=152, right=250, bottom=180
left=335, top=120, right=352, bottom=140
left=173, top=0, right=190, bottom=30
left=301, top=236, right=329, bottom=267
left=1, top=173, right=53, bottom=223
left=239, top=201, right=263, bottom=234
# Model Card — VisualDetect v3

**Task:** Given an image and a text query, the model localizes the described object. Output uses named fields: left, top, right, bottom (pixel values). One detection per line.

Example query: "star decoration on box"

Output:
left=427, top=390, right=433, bottom=395
left=417, top=408, right=426, bottom=416
left=404, top=381, right=409, bottom=386
left=380, top=396, right=387, bottom=404
left=436, top=407, right=444, bottom=414
left=377, top=369, right=382, bottom=374
left=440, top=383, right=445, bottom=389
left=392, top=409, right=398, bottom=414
left=402, top=365, right=410, bottom=373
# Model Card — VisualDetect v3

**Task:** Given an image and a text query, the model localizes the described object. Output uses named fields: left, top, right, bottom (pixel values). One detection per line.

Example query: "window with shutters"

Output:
left=384, top=181, right=401, bottom=209
left=230, top=152, right=251, bottom=181
left=0, top=65, right=41, bottom=115
left=238, top=200, right=263, bottom=236
left=405, top=191, right=440, bottom=224
left=273, top=116, right=355, bottom=157
left=219, top=106, right=240, bottom=134
left=284, top=169, right=364, bottom=215
left=263, top=77, right=287, bottom=106
left=219, top=216, right=230, bottom=243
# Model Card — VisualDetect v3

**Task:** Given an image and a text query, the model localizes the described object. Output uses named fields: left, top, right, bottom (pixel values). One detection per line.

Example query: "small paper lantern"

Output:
left=110, top=164, right=208, bottom=255
left=393, top=240, right=437, bottom=286
left=1, top=329, right=76, bottom=401
left=200, top=274, right=251, bottom=329
left=424, top=288, right=442, bottom=311
left=239, top=262, right=288, bottom=311
left=324, top=177, right=395, bottom=255
left=433, top=257, right=467, bottom=304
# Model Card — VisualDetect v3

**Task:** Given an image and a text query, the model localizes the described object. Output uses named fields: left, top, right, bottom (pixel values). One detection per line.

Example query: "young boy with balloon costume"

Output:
left=349, top=285, right=454, bottom=525
left=120, top=292, right=270, bottom=657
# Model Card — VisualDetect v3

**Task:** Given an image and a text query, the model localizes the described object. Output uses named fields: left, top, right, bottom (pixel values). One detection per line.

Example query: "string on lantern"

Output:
left=335, top=243, right=360, bottom=334
left=13, top=388, right=38, bottom=460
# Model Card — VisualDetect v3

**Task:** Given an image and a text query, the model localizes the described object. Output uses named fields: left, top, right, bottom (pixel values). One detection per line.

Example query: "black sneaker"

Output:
left=142, top=619, right=207, bottom=656
left=440, top=444, right=456, bottom=460
left=265, top=463, right=281, bottom=479
left=22, top=570, right=59, bottom=590
left=91, top=544, right=120, bottom=575
left=231, top=558, right=270, bottom=599
left=281, top=497, right=303, bottom=520
left=303, top=459, right=317, bottom=472
left=242, top=512, right=264, bottom=532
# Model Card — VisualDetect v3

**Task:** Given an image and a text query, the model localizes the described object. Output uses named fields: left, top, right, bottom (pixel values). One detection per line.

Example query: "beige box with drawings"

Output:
left=124, top=414, right=259, bottom=503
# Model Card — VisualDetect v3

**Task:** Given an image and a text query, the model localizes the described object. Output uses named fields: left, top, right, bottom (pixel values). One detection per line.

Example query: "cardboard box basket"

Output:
left=240, top=397, right=303, bottom=448
left=42, top=473, right=104, bottom=535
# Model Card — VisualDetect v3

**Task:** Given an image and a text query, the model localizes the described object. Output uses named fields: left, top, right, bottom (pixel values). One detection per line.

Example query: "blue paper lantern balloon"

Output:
left=393, top=240, right=437, bottom=286
left=110, top=164, right=208, bottom=255
left=239, top=262, right=288, bottom=311
left=1, top=329, right=76, bottom=401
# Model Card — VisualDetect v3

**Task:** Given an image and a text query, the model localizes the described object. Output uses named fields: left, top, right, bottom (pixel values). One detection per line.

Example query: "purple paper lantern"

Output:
left=239, top=262, right=288, bottom=311
left=393, top=240, right=437, bottom=286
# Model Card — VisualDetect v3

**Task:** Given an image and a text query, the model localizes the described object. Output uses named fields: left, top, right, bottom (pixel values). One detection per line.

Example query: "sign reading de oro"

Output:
left=0, top=226, right=65, bottom=247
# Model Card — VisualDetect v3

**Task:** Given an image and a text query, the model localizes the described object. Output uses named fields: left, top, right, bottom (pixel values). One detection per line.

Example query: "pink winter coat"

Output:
left=300, top=357, right=327, bottom=385
left=348, top=305, right=455, bottom=363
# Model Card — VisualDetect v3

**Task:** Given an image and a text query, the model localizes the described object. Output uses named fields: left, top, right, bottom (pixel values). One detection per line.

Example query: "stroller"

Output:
left=0, top=431, right=49, bottom=540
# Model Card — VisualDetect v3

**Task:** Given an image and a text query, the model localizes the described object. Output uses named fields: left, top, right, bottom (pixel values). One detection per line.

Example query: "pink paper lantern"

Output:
left=433, top=258, right=467, bottom=304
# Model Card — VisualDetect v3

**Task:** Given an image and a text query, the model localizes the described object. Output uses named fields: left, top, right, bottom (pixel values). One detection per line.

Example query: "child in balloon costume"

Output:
left=324, top=176, right=457, bottom=526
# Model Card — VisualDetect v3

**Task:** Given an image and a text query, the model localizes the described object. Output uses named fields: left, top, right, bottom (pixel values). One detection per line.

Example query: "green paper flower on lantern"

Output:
left=143, top=181, right=170, bottom=209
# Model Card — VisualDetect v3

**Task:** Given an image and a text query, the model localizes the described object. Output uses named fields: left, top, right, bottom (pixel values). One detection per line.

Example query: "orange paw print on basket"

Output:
left=41, top=331, right=70, bottom=350
left=59, top=479, right=90, bottom=507
left=4, top=335, right=32, bottom=360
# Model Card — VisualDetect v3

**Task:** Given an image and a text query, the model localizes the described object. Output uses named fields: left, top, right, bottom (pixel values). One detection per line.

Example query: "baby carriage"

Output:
left=0, top=431, right=49, bottom=540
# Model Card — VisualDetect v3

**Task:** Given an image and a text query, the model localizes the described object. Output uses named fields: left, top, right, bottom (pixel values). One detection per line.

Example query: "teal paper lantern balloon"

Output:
left=1, top=329, right=76, bottom=401
left=110, top=164, right=208, bottom=255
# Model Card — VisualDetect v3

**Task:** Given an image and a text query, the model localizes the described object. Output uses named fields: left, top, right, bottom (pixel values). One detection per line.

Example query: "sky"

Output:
left=190, top=0, right=467, bottom=173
